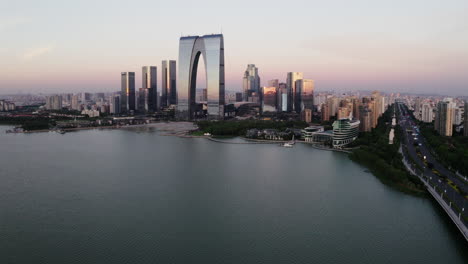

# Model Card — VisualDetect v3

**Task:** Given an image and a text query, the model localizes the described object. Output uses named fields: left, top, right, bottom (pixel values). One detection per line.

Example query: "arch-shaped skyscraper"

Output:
left=177, top=34, right=225, bottom=120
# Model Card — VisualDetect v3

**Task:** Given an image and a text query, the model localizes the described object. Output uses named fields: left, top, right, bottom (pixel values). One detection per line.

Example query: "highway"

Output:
left=396, top=102, right=467, bottom=233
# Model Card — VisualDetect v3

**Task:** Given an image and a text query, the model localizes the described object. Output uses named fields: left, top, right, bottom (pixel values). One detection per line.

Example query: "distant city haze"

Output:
left=1, top=0, right=468, bottom=95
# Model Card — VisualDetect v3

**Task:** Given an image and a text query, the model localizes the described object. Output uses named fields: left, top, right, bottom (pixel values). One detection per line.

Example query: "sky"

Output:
left=1, top=0, right=468, bottom=95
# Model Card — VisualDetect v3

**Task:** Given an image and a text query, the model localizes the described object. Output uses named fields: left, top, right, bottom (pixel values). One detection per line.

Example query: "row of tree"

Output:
left=349, top=105, right=426, bottom=195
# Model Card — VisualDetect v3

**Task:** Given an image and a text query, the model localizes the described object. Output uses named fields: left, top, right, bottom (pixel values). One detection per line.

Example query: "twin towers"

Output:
left=177, top=34, right=225, bottom=120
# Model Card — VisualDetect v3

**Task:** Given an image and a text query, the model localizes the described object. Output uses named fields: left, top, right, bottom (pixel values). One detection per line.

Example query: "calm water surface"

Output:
left=0, top=125, right=466, bottom=263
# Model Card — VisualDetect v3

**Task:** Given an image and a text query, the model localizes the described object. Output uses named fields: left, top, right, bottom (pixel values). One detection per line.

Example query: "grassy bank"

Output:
left=349, top=105, right=426, bottom=196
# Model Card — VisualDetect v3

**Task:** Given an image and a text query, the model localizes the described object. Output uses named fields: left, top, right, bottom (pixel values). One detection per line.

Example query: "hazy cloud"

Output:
left=22, top=44, right=56, bottom=60
left=0, top=17, right=30, bottom=31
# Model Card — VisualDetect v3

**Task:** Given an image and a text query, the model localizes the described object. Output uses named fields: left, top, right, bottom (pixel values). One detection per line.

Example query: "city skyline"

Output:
left=1, top=0, right=468, bottom=96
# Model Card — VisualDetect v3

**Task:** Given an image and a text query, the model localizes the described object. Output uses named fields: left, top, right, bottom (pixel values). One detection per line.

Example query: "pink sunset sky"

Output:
left=1, top=0, right=467, bottom=95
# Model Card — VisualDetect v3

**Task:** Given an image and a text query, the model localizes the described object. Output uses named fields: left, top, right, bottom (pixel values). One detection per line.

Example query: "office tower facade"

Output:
left=464, top=101, right=468, bottom=136
left=138, top=88, right=148, bottom=112
left=421, top=103, right=434, bottom=123
left=262, top=86, right=277, bottom=113
left=142, top=66, right=158, bottom=112
left=243, top=64, right=261, bottom=101
left=286, top=72, right=303, bottom=112
left=434, top=98, right=454, bottom=136
left=121, top=72, right=136, bottom=112
left=295, top=79, right=314, bottom=112
left=177, top=34, right=225, bottom=120
left=161, top=60, right=177, bottom=108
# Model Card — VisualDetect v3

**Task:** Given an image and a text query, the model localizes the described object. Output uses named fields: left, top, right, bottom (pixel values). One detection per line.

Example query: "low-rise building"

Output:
left=332, top=119, right=360, bottom=148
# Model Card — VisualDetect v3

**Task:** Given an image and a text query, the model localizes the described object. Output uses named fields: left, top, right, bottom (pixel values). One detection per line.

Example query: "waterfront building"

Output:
left=464, top=101, right=468, bottom=136
left=332, top=119, right=360, bottom=148
left=45, top=95, right=62, bottom=110
left=286, top=72, right=303, bottom=112
left=161, top=60, right=177, bottom=108
left=262, top=86, right=277, bottom=113
left=121, top=72, right=136, bottom=112
left=243, top=64, right=261, bottom=101
left=434, top=98, right=455, bottom=136
left=302, top=126, right=332, bottom=143
left=142, top=66, right=158, bottom=112
left=177, top=34, right=225, bottom=120
left=421, top=103, right=434, bottom=123
left=295, top=79, right=314, bottom=112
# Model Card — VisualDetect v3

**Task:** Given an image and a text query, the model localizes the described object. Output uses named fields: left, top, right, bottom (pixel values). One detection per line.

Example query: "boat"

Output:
left=282, top=142, right=294, bottom=148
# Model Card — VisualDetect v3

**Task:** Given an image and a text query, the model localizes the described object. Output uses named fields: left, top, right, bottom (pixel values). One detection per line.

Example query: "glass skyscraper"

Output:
left=286, top=72, right=303, bottom=112
left=142, top=66, right=157, bottom=112
left=243, top=64, right=261, bottom=101
left=121, top=72, right=135, bottom=112
left=295, top=79, right=315, bottom=112
left=161, top=60, right=176, bottom=108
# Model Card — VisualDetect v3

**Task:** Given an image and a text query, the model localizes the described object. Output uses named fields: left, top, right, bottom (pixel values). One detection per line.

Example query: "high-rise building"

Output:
left=359, top=106, right=372, bottom=132
left=110, top=95, right=121, bottom=114
left=371, top=91, right=383, bottom=128
left=138, top=88, right=148, bottom=112
left=453, top=106, right=463, bottom=125
left=434, top=98, right=455, bottom=136
left=261, top=86, right=277, bottom=113
left=326, top=97, right=339, bottom=119
left=464, top=101, right=468, bottom=136
left=421, top=103, right=434, bottom=123
left=121, top=72, right=136, bottom=112
left=278, top=83, right=287, bottom=112
left=45, top=95, right=62, bottom=110
left=243, top=64, right=261, bottom=101
left=321, top=104, right=330, bottom=121
left=352, top=98, right=361, bottom=121
left=295, top=79, right=314, bottom=113
left=142, top=66, right=158, bottom=112
left=286, top=72, right=303, bottom=112
left=71, top=94, right=80, bottom=110
left=301, top=108, right=312, bottom=123
left=177, top=34, right=225, bottom=120
left=161, top=60, right=176, bottom=108
left=337, top=107, right=350, bottom=119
